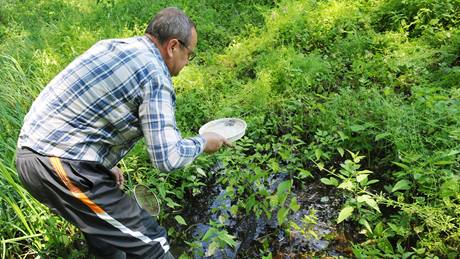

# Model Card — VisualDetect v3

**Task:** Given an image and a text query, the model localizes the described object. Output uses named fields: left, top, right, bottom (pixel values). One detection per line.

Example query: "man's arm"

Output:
left=139, top=76, right=230, bottom=171
left=139, top=77, right=205, bottom=171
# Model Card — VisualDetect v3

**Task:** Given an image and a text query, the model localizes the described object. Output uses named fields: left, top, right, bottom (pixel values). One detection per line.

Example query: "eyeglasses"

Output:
left=178, top=40, right=196, bottom=61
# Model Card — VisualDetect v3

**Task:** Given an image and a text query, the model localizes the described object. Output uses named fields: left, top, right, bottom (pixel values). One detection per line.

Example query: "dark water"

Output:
left=165, top=164, right=355, bottom=258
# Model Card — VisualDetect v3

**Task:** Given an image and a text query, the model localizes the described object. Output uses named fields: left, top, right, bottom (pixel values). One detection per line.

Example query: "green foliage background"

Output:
left=1, top=0, right=459, bottom=257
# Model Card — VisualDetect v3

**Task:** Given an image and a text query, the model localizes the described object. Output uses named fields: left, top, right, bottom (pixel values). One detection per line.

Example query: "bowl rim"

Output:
left=199, top=118, right=247, bottom=141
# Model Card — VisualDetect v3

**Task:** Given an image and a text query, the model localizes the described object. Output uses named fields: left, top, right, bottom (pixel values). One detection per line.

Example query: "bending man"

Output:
left=16, top=7, right=228, bottom=259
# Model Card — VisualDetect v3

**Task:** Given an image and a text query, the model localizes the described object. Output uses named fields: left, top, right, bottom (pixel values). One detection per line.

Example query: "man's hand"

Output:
left=110, top=166, right=124, bottom=189
left=201, top=132, right=232, bottom=153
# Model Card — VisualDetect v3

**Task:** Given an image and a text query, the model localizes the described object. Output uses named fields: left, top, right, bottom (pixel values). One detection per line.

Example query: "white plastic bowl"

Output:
left=199, top=118, right=247, bottom=142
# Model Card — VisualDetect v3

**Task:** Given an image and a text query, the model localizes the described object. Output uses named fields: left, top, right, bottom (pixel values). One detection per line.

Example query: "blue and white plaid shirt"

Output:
left=18, top=36, right=205, bottom=171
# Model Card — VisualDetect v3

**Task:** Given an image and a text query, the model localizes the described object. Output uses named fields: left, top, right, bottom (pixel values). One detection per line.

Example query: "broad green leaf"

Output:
left=268, top=195, right=278, bottom=207
left=356, top=174, right=368, bottom=184
left=433, top=160, right=455, bottom=165
left=174, top=215, right=187, bottom=225
left=337, top=131, right=348, bottom=140
left=357, top=195, right=380, bottom=212
left=350, top=124, right=366, bottom=132
left=446, top=149, right=460, bottom=157
left=337, top=147, right=345, bottom=157
left=289, top=197, right=300, bottom=212
left=391, top=179, right=411, bottom=192
left=277, top=192, right=289, bottom=206
left=320, top=177, right=338, bottom=186
left=359, top=218, right=372, bottom=234
left=377, top=237, right=394, bottom=254
left=205, top=241, right=219, bottom=257
left=330, top=177, right=339, bottom=186
left=317, top=162, right=324, bottom=171
left=196, top=168, right=207, bottom=177
left=219, top=232, right=237, bottom=247
left=230, top=205, right=238, bottom=216
left=320, top=178, right=332, bottom=185
left=202, top=227, right=217, bottom=241
left=367, top=179, right=380, bottom=185
left=338, top=180, right=354, bottom=191
left=297, top=169, right=312, bottom=179
left=337, top=206, right=354, bottom=223
left=440, top=178, right=459, bottom=198
left=277, top=207, right=289, bottom=225
left=165, top=197, right=181, bottom=208
left=276, top=180, right=292, bottom=196
left=246, top=194, right=256, bottom=213
left=315, top=149, right=322, bottom=160
left=374, top=222, right=384, bottom=236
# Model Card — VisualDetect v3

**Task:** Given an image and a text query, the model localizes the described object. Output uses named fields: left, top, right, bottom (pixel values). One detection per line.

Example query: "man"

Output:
left=15, top=7, right=229, bottom=259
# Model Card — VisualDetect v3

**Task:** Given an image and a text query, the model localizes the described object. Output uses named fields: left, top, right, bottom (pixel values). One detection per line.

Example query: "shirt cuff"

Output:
left=194, top=135, right=206, bottom=154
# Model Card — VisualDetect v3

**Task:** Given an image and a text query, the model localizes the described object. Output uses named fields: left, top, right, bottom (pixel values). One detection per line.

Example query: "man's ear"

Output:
left=166, top=39, right=180, bottom=58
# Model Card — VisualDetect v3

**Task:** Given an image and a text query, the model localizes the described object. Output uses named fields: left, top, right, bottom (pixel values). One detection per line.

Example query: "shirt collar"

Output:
left=139, top=35, right=171, bottom=79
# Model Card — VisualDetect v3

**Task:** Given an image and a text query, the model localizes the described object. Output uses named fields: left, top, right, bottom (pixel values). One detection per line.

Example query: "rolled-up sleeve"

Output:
left=139, top=76, right=205, bottom=172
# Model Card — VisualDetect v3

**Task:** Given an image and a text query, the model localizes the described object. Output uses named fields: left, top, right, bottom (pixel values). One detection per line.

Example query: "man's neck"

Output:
left=145, top=34, right=165, bottom=56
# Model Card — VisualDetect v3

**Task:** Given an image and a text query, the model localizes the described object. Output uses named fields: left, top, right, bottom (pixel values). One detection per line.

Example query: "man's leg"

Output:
left=16, top=148, right=171, bottom=258
left=83, top=232, right=126, bottom=259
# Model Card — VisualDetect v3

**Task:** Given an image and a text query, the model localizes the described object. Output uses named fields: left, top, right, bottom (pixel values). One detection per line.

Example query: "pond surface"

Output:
left=165, top=164, right=356, bottom=258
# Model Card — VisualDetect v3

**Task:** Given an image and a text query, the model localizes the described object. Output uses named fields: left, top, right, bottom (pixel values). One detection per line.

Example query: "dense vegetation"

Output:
left=1, top=0, right=459, bottom=258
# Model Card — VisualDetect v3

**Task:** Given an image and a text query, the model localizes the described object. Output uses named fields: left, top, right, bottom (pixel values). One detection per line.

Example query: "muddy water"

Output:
left=165, top=166, right=355, bottom=258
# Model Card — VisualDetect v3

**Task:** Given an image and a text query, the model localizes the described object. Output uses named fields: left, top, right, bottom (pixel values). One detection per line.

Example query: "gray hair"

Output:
left=145, top=7, right=196, bottom=46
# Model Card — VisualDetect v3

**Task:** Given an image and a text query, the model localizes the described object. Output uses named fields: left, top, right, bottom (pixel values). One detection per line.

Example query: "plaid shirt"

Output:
left=18, top=36, right=205, bottom=171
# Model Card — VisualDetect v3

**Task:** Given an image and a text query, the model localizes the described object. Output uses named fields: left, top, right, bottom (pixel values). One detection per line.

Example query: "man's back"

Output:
left=18, top=36, right=171, bottom=168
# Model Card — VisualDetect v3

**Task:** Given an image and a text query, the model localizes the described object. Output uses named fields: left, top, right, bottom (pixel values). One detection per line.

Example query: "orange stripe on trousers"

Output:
left=49, top=157, right=104, bottom=214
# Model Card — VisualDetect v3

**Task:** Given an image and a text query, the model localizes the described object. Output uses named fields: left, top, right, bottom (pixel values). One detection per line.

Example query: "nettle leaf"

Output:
left=357, top=195, right=380, bottom=212
left=337, top=206, right=354, bottom=223
left=391, top=179, right=412, bottom=192
left=174, top=215, right=187, bottom=225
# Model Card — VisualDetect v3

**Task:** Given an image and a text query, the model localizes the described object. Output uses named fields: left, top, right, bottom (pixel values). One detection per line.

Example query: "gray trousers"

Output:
left=16, top=148, right=174, bottom=259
